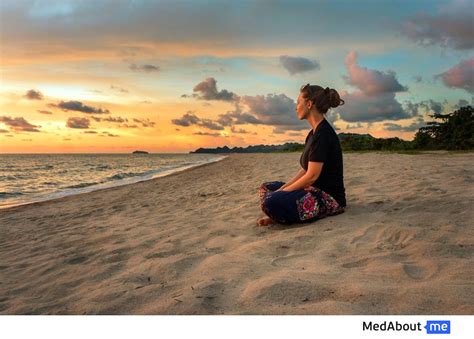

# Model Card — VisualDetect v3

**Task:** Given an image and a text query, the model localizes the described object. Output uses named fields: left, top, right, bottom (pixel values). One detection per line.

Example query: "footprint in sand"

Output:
left=64, top=256, right=88, bottom=265
left=169, top=255, right=207, bottom=278
left=101, top=248, right=131, bottom=264
left=342, top=258, right=370, bottom=268
left=144, top=251, right=175, bottom=259
left=401, top=260, right=436, bottom=280
left=186, top=281, right=227, bottom=313
left=275, top=245, right=291, bottom=257
left=350, top=225, right=415, bottom=251
left=270, top=254, right=307, bottom=267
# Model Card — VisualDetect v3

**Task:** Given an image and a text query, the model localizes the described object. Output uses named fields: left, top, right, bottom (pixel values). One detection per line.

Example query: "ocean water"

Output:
left=0, top=153, right=227, bottom=209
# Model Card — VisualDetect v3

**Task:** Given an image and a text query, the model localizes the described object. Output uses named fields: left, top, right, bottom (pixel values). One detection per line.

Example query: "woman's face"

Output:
left=296, top=93, right=311, bottom=120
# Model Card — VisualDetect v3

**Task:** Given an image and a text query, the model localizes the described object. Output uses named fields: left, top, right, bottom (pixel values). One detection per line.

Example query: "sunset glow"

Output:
left=1, top=0, right=472, bottom=153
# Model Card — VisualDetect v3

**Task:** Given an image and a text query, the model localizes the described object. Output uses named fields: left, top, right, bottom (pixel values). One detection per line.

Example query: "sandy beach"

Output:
left=0, top=152, right=473, bottom=315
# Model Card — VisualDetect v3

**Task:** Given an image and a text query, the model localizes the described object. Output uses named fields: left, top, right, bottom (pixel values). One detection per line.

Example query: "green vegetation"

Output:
left=413, top=105, right=473, bottom=150
left=340, top=105, right=473, bottom=152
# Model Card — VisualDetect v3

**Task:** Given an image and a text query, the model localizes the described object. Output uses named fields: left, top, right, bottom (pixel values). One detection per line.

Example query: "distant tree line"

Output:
left=412, top=105, right=473, bottom=150
left=190, top=105, right=473, bottom=153
left=340, top=105, right=473, bottom=151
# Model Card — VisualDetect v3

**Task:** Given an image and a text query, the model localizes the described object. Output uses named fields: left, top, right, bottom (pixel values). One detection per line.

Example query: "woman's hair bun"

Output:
left=327, top=88, right=345, bottom=108
left=300, top=83, right=345, bottom=113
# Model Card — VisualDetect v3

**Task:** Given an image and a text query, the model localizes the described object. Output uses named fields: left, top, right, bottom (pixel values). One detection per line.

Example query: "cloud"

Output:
left=336, top=51, right=414, bottom=122
left=102, top=116, right=129, bottom=123
left=400, top=99, right=445, bottom=117
left=346, top=122, right=364, bottom=130
left=454, top=98, right=472, bottom=108
left=171, top=111, right=201, bottom=127
left=418, top=99, right=444, bottom=115
left=381, top=98, right=447, bottom=132
left=177, top=91, right=314, bottom=133
left=1, top=0, right=419, bottom=64
left=110, top=85, right=129, bottom=93
left=90, top=116, right=102, bottom=122
left=24, top=89, right=44, bottom=100
left=193, top=131, right=222, bottom=137
left=178, top=80, right=341, bottom=134
left=287, top=131, right=304, bottom=137
left=337, top=90, right=414, bottom=122
left=187, top=77, right=238, bottom=101
left=196, top=118, right=223, bottom=130
left=0, top=116, right=41, bottom=132
left=129, top=63, right=160, bottom=73
left=383, top=116, right=427, bottom=132
left=403, top=100, right=422, bottom=116
left=343, top=51, right=408, bottom=95
left=106, top=116, right=128, bottom=123
left=217, top=104, right=264, bottom=126
left=241, top=93, right=308, bottom=131
left=400, top=0, right=474, bottom=50
left=171, top=111, right=224, bottom=131
left=434, top=57, right=474, bottom=94
left=326, top=111, right=341, bottom=125
left=37, top=110, right=53, bottom=115
left=230, top=126, right=251, bottom=134
left=100, top=131, right=119, bottom=137
left=66, top=117, right=90, bottom=129
left=133, top=118, right=156, bottom=127
left=122, top=124, right=139, bottom=128
left=90, top=115, right=155, bottom=128
left=279, top=55, right=320, bottom=75
left=51, top=100, right=110, bottom=114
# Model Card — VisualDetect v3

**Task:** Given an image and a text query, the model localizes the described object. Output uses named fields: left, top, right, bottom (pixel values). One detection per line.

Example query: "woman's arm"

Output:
left=277, top=168, right=306, bottom=191
left=281, top=162, right=323, bottom=192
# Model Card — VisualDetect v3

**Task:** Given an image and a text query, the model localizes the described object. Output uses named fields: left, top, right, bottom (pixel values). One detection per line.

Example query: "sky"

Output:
left=0, top=0, right=473, bottom=153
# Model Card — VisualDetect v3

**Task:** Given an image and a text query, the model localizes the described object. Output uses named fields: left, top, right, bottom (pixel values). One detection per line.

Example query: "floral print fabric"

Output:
left=296, top=186, right=344, bottom=221
left=258, top=181, right=344, bottom=225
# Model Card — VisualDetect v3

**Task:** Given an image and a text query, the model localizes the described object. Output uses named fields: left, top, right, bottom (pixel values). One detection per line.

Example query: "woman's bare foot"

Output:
left=257, top=216, right=276, bottom=226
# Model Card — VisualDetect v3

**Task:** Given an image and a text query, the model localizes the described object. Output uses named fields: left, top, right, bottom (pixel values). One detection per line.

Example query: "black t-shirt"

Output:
left=299, top=118, right=346, bottom=207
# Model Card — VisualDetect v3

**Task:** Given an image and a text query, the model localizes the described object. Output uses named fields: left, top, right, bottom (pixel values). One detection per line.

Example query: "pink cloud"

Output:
left=401, top=0, right=474, bottom=50
left=336, top=51, right=412, bottom=122
left=343, top=51, right=408, bottom=96
left=435, top=57, right=474, bottom=94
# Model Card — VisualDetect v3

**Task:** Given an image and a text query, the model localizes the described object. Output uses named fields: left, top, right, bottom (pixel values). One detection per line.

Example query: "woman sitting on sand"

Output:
left=257, top=84, right=346, bottom=226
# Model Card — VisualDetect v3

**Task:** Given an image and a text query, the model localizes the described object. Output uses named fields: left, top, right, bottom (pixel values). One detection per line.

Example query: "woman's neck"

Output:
left=308, top=113, right=325, bottom=133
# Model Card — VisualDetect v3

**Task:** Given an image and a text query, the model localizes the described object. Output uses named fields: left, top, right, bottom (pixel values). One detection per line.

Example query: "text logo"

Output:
left=425, top=320, right=451, bottom=334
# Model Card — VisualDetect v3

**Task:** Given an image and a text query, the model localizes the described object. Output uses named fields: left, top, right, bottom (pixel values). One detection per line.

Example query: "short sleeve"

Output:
left=309, top=131, right=331, bottom=162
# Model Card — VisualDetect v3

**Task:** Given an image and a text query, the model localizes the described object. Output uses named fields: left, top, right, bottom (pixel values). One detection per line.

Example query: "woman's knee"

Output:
left=260, top=181, right=285, bottom=192
left=262, top=192, right=281, bottom=211
left=259, top=181, right=275, bottom=189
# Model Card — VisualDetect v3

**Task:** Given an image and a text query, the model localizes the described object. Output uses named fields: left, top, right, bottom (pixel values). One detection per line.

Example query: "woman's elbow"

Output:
left=306, top=173, right=320, bottom=182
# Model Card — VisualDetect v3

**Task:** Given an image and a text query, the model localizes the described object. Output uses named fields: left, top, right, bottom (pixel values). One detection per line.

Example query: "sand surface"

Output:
left=0, top=152, right=473, bottom=314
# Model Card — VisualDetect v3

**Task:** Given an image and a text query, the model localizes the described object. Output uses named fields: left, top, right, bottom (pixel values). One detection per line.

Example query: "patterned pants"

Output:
left=258, top=181, right=345, bottom=225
